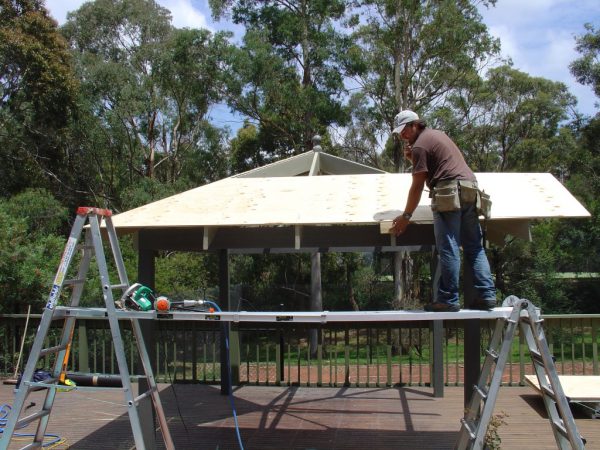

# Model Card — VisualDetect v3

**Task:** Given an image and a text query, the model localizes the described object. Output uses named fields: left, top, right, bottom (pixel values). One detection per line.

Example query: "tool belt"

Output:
left=430, top=179, right=492, bottom=219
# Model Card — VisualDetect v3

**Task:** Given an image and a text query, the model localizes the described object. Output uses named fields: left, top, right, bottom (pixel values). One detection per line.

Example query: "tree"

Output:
left=210, top=0, right=349, bottom=159
left=62, top=0, right=232, bottom=208
left=435, top=65, right=577, bottom=172
left=0, top=0, right=79, bottom=197
left=342, top=0, right=500, bottom=172
left=0, top=189, right=68, bottom=314
left=570, top=23, right=600, bottom=101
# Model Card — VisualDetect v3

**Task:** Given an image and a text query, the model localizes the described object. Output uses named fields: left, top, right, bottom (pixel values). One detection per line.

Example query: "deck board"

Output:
left=1, top=383, right=598, bottom=449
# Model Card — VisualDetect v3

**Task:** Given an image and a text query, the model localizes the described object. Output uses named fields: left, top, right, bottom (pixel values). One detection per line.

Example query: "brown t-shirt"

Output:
left=411, top=128, right=475, bottom=188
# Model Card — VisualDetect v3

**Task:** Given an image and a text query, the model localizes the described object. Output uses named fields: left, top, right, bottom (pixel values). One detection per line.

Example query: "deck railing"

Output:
left=1, top=313, right=598, bottom=387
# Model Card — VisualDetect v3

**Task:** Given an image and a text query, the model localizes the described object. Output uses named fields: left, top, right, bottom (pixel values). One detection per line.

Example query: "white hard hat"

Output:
left=392, top=110, right=419, bottom=135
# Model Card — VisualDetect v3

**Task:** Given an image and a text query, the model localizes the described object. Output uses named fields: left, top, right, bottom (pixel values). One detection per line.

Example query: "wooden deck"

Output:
left=1, top=382, right=598, bottom=449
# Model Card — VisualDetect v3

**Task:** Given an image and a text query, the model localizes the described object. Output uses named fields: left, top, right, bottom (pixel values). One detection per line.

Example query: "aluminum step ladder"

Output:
left=455, top=296, right=585, bottom=450
left=0, top=207, right=174, bottom=450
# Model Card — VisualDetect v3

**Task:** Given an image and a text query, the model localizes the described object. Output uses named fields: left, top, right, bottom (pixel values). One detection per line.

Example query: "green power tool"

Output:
left=120, top=283, right=155, bottom=311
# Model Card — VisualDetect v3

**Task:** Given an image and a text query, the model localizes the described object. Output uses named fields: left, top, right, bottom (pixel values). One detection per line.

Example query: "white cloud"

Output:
left=161, top=0, right=211, bottom=30
left=479, top=0, right=600, bottom=115
left=44, top=0, right=211, bottom=30
left=44, top=0, right=86, bottom=24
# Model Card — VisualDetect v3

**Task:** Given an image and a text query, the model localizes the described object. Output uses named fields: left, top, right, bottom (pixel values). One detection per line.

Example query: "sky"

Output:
left=44, top=0, right=599, bottom=132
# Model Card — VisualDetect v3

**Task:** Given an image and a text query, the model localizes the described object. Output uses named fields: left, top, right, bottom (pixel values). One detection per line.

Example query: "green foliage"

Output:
left=437, top=65, right=576, bottom=172
left=155, top=252, right=219, bottom=299
left=0, top=189, right=68, bottom=313
left=212, top=0, right=349, bottom=159
left=570, top=23, right=600, bottom=98
left=62, top=0, right=232, bottom=209
left=0, top=0, right=79, bottom=197
left=340, top=0, right=500, bottom=171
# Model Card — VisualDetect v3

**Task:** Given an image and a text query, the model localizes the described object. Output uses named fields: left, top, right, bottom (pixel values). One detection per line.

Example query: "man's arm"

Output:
left=390, top=171, right=427, bottom=236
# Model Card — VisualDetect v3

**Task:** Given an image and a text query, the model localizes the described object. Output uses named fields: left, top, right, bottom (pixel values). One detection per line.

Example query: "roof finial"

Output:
left=312, top=135, right=322, bottom=153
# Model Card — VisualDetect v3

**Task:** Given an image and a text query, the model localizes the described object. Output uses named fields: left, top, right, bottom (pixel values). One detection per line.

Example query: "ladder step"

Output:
left=16, top=409, right=51, bottom=428
left=473, top=385, right=488, bottom=400
left=485, top=348, right=499, bottom=360
left=530, top=349, right=543, bottom=363
left=39, top=343, right=68, bottom=357
left=521, top=315, right=544, bottom=325
left=540, top=384, right=557, bottom=401
left=552, top=418, right=568, bottom=438
left=25, top=378, right=61, bottom=389
left=132, top=385, right=158, bottom=406
left=110, top=283, right=128, bottom=290
left=460, top=418, right=476, bottom=440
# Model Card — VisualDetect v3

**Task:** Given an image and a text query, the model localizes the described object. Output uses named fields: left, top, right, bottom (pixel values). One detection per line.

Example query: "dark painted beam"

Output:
left=136, top=224, right=435, bottom=252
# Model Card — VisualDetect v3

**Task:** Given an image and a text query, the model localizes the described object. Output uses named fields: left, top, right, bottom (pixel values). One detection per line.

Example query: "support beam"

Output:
left=295, top=225, right=302, bottom=250
left=431, top=320, right=444, bottom=397
left=137, top=247, right=156, bottom=450
left=219, top=249, right=239, bottom=394
left=309, top=251, right=323, bottom=358
left=203, top=226, right=217, bottom=250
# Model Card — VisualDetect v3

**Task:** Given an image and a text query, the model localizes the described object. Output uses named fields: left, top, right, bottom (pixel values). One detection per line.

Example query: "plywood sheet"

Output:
left=110, top=173, right=590, bottom=231
left=525, top=375, right=600, bottom=402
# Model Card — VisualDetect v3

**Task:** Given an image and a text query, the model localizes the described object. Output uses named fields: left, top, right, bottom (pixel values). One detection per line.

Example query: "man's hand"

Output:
left=403, top=144, right=412, bottom=162
left=390, top=215, right=409, bottom=236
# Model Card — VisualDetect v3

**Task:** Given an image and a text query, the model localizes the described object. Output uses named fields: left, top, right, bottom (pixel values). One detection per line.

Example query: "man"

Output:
left=389, top=110, right=496, bottom=312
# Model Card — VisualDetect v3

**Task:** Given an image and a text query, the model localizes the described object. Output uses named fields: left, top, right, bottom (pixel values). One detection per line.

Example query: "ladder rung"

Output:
left=529, top=350, right=557, bottom=367
left=551, top=418, right=568, bottom=437
left=110, top=283, right=128, bottom=290
left=485, top=348, right=499, bottom=360
left=530, top=349, right=543, bottom=363
left=16, top=409, right=51, bottom=428
left=473, top=385, right=488, bottom=400
left=131, top=385, right=158, bottom=406
left=541, top=384, right=557, bottom=401
left=460, top=418, right=476, bottom=440
left=40, top=343, right=68, bottom=357
left=522, top=315, right=544, bottom=325
left=25, top=378, right=61, bottom=390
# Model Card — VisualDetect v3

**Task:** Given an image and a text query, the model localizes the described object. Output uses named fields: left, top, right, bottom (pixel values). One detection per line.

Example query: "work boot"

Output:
left=469, top=298, right=497, bottom=310
left=424, top=302, right=460, bottom=312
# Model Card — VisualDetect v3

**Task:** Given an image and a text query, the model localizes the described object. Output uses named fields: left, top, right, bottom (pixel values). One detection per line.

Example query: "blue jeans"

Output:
left=433, top=203, right=496, bottom=305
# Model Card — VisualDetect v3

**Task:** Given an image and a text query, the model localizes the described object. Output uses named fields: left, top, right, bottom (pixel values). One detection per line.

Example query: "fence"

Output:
left=1, top=313, right=598, bottom=387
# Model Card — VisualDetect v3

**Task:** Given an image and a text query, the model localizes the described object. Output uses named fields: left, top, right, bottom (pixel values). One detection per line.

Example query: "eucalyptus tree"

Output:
left=62, top=0, right=232, bottom=208
left=0, top=0, right=79, bottom=198
left=435, top=65, right=576, bottom=172
left=342, top=0, right=500, bottom=171
left=570, top=23, right=600, bottom=100
left=210, top=0, right=349, bottom=158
